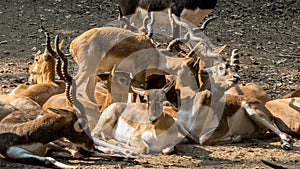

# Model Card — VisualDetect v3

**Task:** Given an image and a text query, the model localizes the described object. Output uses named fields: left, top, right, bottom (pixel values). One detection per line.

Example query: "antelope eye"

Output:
left=35, top=58, right=39, bottom=62
left=118, top=77, right=126, bottom=84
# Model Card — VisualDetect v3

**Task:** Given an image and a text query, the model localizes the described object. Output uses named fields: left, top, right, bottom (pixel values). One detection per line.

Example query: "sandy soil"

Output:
left=0, top=0, right=299, bottom=168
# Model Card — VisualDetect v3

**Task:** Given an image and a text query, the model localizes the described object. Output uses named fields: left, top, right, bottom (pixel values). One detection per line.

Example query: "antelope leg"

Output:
left=6, top=146, right=78, bottom=169
left=93, top=138, right=141, bottom=158
left=242, top=102, right=292, bottom=150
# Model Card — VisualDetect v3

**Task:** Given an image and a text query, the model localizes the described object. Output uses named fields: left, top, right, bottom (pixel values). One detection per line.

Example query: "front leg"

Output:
left=130, top=137, right=149, bottom=154
left=168, top=9, right=180, bottom=38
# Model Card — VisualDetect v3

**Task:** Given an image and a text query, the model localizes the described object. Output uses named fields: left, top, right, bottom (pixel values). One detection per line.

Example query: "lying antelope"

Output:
left=220, top=50, right=271, bottom=104
left=0, top=28, right=66, bottom=106
left=92, top=78, right=179, bottom=155
left=0, top=76, right=94, bottom=169
left=177, top=53, right=292, bottom=149
left=29, top=26, right=64, bottom=84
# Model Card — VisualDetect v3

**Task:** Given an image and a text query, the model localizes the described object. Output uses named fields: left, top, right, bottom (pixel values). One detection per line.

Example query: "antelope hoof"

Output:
left=162, top=146, right=175, bottom=155
left=281, top=139, right=292, bottom=150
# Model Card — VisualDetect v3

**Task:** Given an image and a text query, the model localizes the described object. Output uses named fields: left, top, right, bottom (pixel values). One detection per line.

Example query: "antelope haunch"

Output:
left=180, top=53, right=292, bottom=149
left=265, top=97, right=300, bottom=138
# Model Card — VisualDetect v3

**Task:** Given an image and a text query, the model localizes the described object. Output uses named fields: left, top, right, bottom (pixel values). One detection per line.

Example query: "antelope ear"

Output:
left=131, top=86, right=146, bottom=96
left=43, top=53, right=50, bottom=61
left=213, top=45, right=226, bottom=54
left=110, top=64, right=117, bottom=78
left=34, top=50, right=42, bottom=56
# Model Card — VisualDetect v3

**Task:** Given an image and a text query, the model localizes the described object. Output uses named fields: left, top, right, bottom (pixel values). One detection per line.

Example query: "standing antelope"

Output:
left=118, top=0, right=218, bottom=37
left=69, top=28, right=215, bottom=109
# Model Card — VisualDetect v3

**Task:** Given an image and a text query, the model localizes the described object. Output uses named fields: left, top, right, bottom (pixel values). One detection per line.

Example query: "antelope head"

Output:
left=131, top=77, right=176, bottom=124
left=29, top=27, right=64, bottom=84
left=200, top=49, right=240, bottom=91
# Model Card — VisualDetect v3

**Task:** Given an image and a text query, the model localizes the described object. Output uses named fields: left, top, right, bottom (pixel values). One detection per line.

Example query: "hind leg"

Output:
left=242, top=101, right=292, bottom=150
left=6, top=146, right=77, bottom=169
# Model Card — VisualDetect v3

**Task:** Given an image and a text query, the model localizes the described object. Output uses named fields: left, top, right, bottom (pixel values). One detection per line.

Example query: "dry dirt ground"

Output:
left=0, top=0, right=299, bottom=168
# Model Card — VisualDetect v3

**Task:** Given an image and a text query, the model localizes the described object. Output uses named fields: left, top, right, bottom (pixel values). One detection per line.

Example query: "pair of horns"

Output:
left=131, top=77, right=176, bottom=96
left=54, top=35, right=88, bottom=130
left=40, top=26, right=64, bottom=80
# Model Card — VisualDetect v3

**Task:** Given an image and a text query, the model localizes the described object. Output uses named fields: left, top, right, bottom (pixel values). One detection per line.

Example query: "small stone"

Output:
left=31, top=47, right=37, bottom=52
left=0, top=40, right=8, bottom=45
left=7, top=63, right=16, bottom=66
left=65, top=15, right=72, bottom=19
left=3, top=51, right=10, bottom=55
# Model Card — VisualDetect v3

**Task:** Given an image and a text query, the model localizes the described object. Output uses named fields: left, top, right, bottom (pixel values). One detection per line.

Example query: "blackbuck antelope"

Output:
left=179, top=51, right=292, bottom=149
left=221, top=50, right=271, bottom=104
left=1, top=28, right=66, bottom=106
left=265, top=97, right=300, bottom=138
left=0, top=70, right=94, bottom=169
left=118, top=0, right=218, bottom=37
left=92, top=78, right=178, bottom=156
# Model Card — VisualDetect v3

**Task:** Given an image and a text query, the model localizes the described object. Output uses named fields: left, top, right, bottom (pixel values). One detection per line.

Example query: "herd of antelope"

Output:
left=0, top=0, right=299, bottom=168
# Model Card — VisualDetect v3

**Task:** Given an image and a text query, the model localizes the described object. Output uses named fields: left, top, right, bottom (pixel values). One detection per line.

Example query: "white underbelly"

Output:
left=113, top=118, right=134, bottom=144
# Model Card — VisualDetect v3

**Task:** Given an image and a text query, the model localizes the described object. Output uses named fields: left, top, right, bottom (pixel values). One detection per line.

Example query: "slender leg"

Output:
left=168, top=10, right=180, bottom=38
left=242, top=101, right=292, bottom=150
left=93, top=138, right=139, bottom=158
left=6, top=146, right=78, bottom=169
